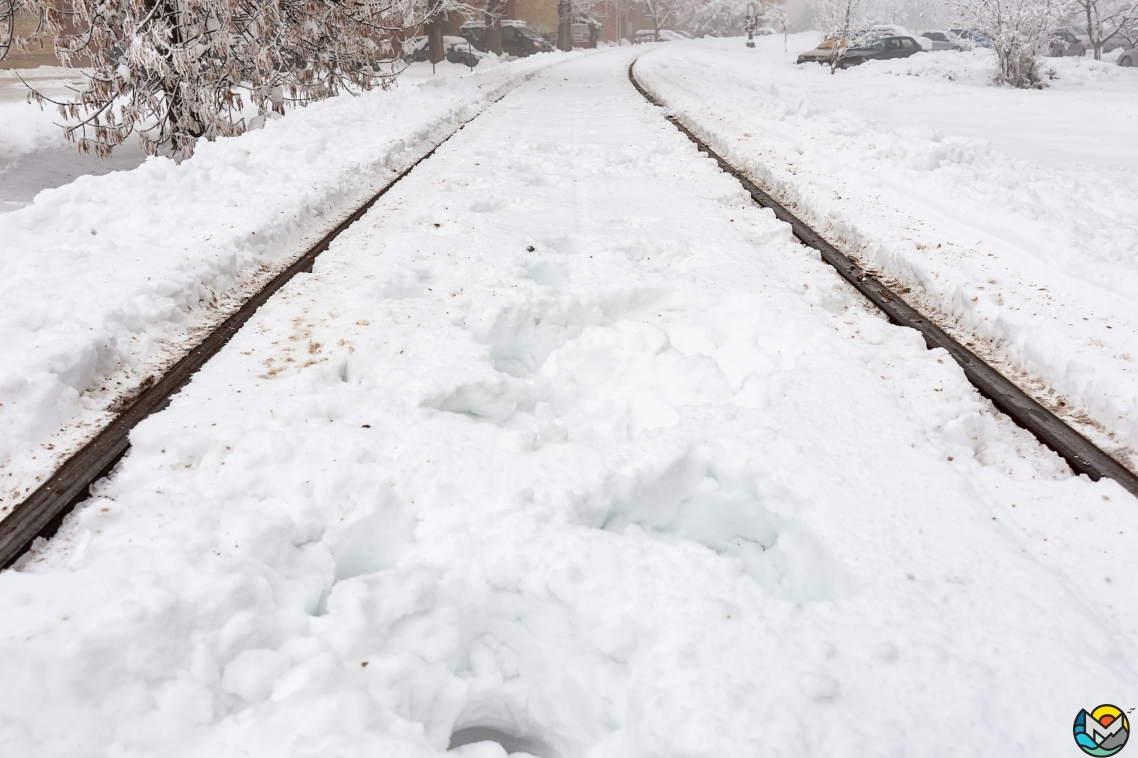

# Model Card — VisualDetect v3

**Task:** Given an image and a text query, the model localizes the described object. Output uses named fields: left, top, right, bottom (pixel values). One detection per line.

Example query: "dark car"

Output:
left=460, top=21, right=554, bottom=57
left=1049, top=30, right=1087, bottom=57
left=838, top=35, right=923, bottom=67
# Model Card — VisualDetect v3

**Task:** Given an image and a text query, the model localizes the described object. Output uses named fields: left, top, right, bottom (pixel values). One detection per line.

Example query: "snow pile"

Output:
left=637, top=38, right=1138, bottom=468
left=1, top=51, right=1136, bottom=756
left=1040, top=54, right=1138, bottom=88
left=0, top=54, right=569, bottom=514
left=843, top=48, right=1000, bottom=84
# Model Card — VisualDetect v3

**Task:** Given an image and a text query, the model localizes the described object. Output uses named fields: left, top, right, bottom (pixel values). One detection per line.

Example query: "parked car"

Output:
left=1049, top=29, right=1087, bottom=57
left=1119, top=47, right=1137, bottom=67
left=948, top=28, right=991, bottom=48
left=1103, top=35, right=1133, bottom=53
left=571, top=20, right=602, bottom=47
left=1056, top=25, right=1092, bottom=48
left=837, top=35, right=923, bottom=67
left=446, top=43, right=485, bottom=67
left=404, top=35, right=476, bottom=63
left=868, top=24, right=909, bottom=38
left=634, top=29, right=690, bottom=43
left=797, top=37, right=842, bottom=64
left=920, top=30, right=963, bottom=51
left=459, top=20, right=553, bottom=57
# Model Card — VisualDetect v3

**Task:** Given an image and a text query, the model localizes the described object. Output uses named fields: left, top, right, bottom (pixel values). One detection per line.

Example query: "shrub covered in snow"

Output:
left=949, top=0, right=1074, bottom=87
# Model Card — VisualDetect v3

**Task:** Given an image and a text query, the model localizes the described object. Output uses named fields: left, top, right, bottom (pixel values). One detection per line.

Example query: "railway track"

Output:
left=2, top=60, right=1134, bottom=571
left=0, top=96, right=506, bottom=570
left=628, top=58, right=1138, bottom=501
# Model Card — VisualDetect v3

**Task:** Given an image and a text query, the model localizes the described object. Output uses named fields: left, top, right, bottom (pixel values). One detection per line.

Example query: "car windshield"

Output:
left=518, top=28, right=544, bottom=41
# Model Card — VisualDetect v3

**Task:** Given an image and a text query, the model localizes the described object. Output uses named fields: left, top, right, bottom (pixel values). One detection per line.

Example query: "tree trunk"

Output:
left=426, top=17, right=444, bottom=65
left=557, top=0, right=572, bottom=51
left=1085, top=2, right=1102, bottom=61
left=485, top=0, right=503, bottom=55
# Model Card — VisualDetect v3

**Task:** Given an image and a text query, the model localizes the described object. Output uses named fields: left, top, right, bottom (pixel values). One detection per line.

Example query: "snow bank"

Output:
left=0, top=54, right=570, bottom=514
left=1, top=51, right=1136, bottom=757
left=850, top=46, right=1138, bottom=88
left=637, top=38, right=1138, bottom=469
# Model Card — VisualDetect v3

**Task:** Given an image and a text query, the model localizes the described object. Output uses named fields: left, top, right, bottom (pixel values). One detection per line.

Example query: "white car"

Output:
left=919, top=30, right=963, bottom=51
left=634, top=29, right=691, bottom=43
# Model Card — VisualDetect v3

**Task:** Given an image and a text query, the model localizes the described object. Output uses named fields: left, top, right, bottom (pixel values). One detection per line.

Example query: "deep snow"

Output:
left=0, top=55, right=566, bottom=516
left=1, top=50, right=1136, bottom=757
left=635, top=35, right=1138, bottom=472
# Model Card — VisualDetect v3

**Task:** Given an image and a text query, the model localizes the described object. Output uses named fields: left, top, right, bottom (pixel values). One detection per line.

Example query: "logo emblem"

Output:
left=1074, top=705, right=1130, bottom=756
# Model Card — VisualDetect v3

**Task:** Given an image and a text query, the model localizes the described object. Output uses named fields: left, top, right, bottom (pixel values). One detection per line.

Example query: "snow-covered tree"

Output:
left=808, top=0, right=869, bottom=69
left=682, top=0, right=747, bottom=36
left=0, top=0, right=12, bottom=61
left=10, top=0, right=464, bottom=159
left=949, top=0, right=1073, bottom=87
left=635, top=0, right=694, bottom=39
left=865, top=0, right=945, bottom=27
left=1071, top=0, right=1138, bottom=58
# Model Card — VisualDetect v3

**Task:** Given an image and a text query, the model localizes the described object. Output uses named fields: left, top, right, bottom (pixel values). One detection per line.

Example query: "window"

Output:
left=901, top=38, right=916, bottom=49
left=885, top=38, right=902, bottom=50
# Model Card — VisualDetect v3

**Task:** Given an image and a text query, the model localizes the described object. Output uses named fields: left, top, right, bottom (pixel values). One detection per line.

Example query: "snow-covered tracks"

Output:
left=0, top=95, right=505, bottom=570
left=629, top=58, right=1138, bottom=501
left=3, top=52, right=1138, bottom=756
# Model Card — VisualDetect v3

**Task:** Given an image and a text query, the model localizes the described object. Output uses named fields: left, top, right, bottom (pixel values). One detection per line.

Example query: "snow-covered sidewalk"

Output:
left=2, top=50, right=1135, bottom=756
left=635, top=37, right=1138, bottom=472
left=0, top=55, right=565, bottom=516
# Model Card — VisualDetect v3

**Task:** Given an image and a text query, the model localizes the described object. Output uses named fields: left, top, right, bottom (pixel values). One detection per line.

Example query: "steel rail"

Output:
left=0, top=97, right=504, bottom=570
left=628, top=59, right=1138, bottom=499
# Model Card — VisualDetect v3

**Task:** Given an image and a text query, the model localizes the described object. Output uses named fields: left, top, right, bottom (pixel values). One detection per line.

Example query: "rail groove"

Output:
left=0, top=96, right=504, bottom=570
left=628, top=59, right=1138, bottom=499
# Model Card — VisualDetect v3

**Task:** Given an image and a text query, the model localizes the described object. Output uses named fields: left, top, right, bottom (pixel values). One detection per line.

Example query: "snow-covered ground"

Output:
left=0, top=55, right=565, bottom=515
left=636, top=35, right=1138, bottom=472
left=2, top=50, right=1136, bottom=757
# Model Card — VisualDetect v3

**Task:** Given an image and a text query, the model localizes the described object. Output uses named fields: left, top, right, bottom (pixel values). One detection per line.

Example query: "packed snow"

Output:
left=1, top=49, right=1136, bottom=757
left=0, top=55, right=566, bottom=516
left=635, top=34, right=1138, bottom=471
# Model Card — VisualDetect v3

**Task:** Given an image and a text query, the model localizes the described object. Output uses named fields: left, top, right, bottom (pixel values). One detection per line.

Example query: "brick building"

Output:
left=1, top=2, right=89, bottom=69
